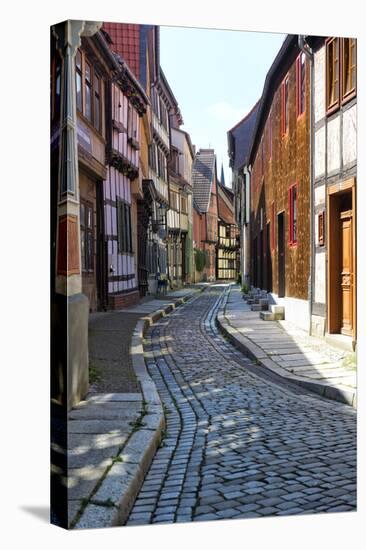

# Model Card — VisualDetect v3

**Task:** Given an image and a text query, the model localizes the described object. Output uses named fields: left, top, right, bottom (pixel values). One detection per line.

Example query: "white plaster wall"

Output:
left=314, top=126, right=326, bottom=179
left=311, top=314, right=325, bottom=338
left=327, top=116, right=341, bottom=174
left=314, top=183, right=325, bottom=207
left=314, top=46, right=325, bottom=123
left=270, top=295, right=310, bottom=332
left=314, top=251, right=326, bottom=304
left=342, top=104, right=357, bottom=167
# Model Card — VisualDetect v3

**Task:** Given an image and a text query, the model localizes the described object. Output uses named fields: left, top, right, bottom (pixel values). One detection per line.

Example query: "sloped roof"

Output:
left=248, top=34, right=297, bottom=164
left=192, top=149, right=216, bottom=213
left=218, top=184, right=235, bottom=225
left=227, top=100, right=260, bottom=171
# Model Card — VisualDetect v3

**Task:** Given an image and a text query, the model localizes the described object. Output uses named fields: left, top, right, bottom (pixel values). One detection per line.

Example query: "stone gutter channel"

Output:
left=216, top=286, right=356, bottom=409
left=70, top=288, right=207, bottom=529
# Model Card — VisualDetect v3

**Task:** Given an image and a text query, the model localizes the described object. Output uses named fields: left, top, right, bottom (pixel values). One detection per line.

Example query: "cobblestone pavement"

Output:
left=126, top=286, right=357, bottom=526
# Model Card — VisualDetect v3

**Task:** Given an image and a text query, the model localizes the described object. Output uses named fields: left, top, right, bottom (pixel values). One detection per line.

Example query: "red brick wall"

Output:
left=108, top=290, right=140, bottom=309
left=103, top=23, right=140, bottom=79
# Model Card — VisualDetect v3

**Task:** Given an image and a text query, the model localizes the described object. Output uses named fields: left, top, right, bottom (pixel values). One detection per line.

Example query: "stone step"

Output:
left=251, top=304, right=268, bottom=312
left=258, top=299, right=269, bottom=307
left=260, top=311, right=275, bottom=321
left=270, top=305, right=285, bottom=319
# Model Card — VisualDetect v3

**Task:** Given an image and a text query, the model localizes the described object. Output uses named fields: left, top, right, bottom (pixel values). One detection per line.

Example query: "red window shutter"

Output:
left=288, top=186, right=292, bottom=244
left=296, top=57, right=298, bottom=116
left=281, top=82, right=284, bottom=135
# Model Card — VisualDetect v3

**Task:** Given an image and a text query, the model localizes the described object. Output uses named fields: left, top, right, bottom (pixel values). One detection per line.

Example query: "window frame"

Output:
left=296, top=52, right=306, bottom=118
left=117, top=199, right=133, bottom=254
left=51, top=50, right=62, bottom=122
left=269, top=110, right=272, bottom=160
left=318, top=211, right=325, bottom=246
left=271, top=201, right=275, bottom=251
left=341, top=37, right=357, bottom=104
left=80, top=200, right=94, bottom=272
left=75, top=49, right=103, bottom=135
left=281, top=74, right=289, bottom=136
left=288, top=183, right=298, bottom=246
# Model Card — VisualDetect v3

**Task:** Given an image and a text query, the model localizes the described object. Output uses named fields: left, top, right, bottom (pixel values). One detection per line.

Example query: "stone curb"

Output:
left=217, top=289, right=356, bottom=409
left=74, top=288, right=205, bottom=529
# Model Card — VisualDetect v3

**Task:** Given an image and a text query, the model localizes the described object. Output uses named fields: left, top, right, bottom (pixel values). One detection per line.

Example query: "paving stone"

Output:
left=257, top=497, right=284, bottom=507
left=193, top=513, right=219, bottom=521
left=125, top=287, right=356, bottom=529
left=211, top=500, right=241, bottom=511
left=236, top=503, right=260, bottom=513
left=256, top=506, right=279, bottom=516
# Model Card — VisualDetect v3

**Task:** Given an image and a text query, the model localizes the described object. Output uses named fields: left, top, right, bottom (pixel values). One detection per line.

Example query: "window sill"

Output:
left=77, top=111, right=105, bottom=142
left=326, top=102, right=340, bottom=117
left=341, top=90, right=356, bottom=107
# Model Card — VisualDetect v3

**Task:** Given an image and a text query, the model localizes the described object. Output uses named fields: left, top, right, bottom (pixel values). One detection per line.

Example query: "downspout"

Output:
left=298, top=35, right=314, bottom=335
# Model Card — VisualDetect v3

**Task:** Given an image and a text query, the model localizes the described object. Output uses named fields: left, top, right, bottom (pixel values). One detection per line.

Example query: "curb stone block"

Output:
left=217, top=288, right=356, bottom=409
left=73, top=288, right=204, bottom=528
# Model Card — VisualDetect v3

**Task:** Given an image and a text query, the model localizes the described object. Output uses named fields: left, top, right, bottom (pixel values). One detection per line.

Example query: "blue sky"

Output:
left=160, top=25, right=286, bottom=186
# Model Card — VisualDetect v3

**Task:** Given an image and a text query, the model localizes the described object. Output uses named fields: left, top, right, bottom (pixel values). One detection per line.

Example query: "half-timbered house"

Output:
left=192, top=149, right=219, bottom=282
left=310, top=35, right=357, bottom=348
left=227, top=101, right=260, bottom=284
left=51, top=21, right=109, bottom=409
left=216, top=182, right=239, bottom=280
left=103, top=51, right=149, bottom=308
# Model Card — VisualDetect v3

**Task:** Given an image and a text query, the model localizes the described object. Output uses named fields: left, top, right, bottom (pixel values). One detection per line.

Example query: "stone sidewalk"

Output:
left=217, top=286, right=356, bottom=408
left=67, top=285, right=206, bottom=529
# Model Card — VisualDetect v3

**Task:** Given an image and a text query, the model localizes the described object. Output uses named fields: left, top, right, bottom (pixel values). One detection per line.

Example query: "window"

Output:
left=296, top=52, right=306, bottom=117
left=342, top=38, right=356, bottom=101
left=94, top=73, right=101, bottom=132
left=75, top=50, right=103, bottom=133
left=127, top=104, right=133, bottom=138
left=269, top=112, right=272, bottom=160
left=51, top=51, right=62, bottom=121
left=181, top=195, right=188, bottom=214
left=171, top=148, right=179, bottom=174
left=80, top=201, right=94, bottom=271
left=85, top=61, right=92, bottom=121
left=318, top=211, right=325, bottom=246
left=281, top=75, right=289, bottom=135
left=288, top=184, right=297, bottom=245
left=326, top=37, right=357, bottom=113
left=117, top=200, right=133, bottom=254
left=76, top=50, right=83, bottom=113
left=326, top=38, right=340, bottom=112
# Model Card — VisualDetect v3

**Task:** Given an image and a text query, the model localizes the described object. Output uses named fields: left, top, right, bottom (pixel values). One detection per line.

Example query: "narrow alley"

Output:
left=126, top=286, right=356, bottom=525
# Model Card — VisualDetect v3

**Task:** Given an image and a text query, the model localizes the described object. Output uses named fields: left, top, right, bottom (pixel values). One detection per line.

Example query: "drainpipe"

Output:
left=298, top=35, right=314, bottom=336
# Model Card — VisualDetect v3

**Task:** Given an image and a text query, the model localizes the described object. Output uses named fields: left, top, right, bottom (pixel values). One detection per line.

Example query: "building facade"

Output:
left=167, top=127, right=194, bottom=287
left=192, top=149, right=219, bottom=282
left=216, top=182, right=239, bottom=280
left=103, top=49, right=149, bottom=308
left=51, top=21, right=107, bottom=409
left=249, top=36, right=311, bottom=331
left=227, top=102, right=259, bottom=285
left=311, top=36, right=357, bottom=347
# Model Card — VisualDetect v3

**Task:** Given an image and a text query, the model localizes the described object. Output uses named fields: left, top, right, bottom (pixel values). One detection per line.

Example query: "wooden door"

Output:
left=340, top=210, right=353, bottom=335
left=278, top=212, right=285, bottom=297
left=259, top=230, right=264, bottom=289
left=266, top=222, right=272, bottom=292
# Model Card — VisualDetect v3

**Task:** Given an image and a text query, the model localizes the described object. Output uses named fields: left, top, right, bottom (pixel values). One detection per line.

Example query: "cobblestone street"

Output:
left=126, top=285, right=356, bottom=526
